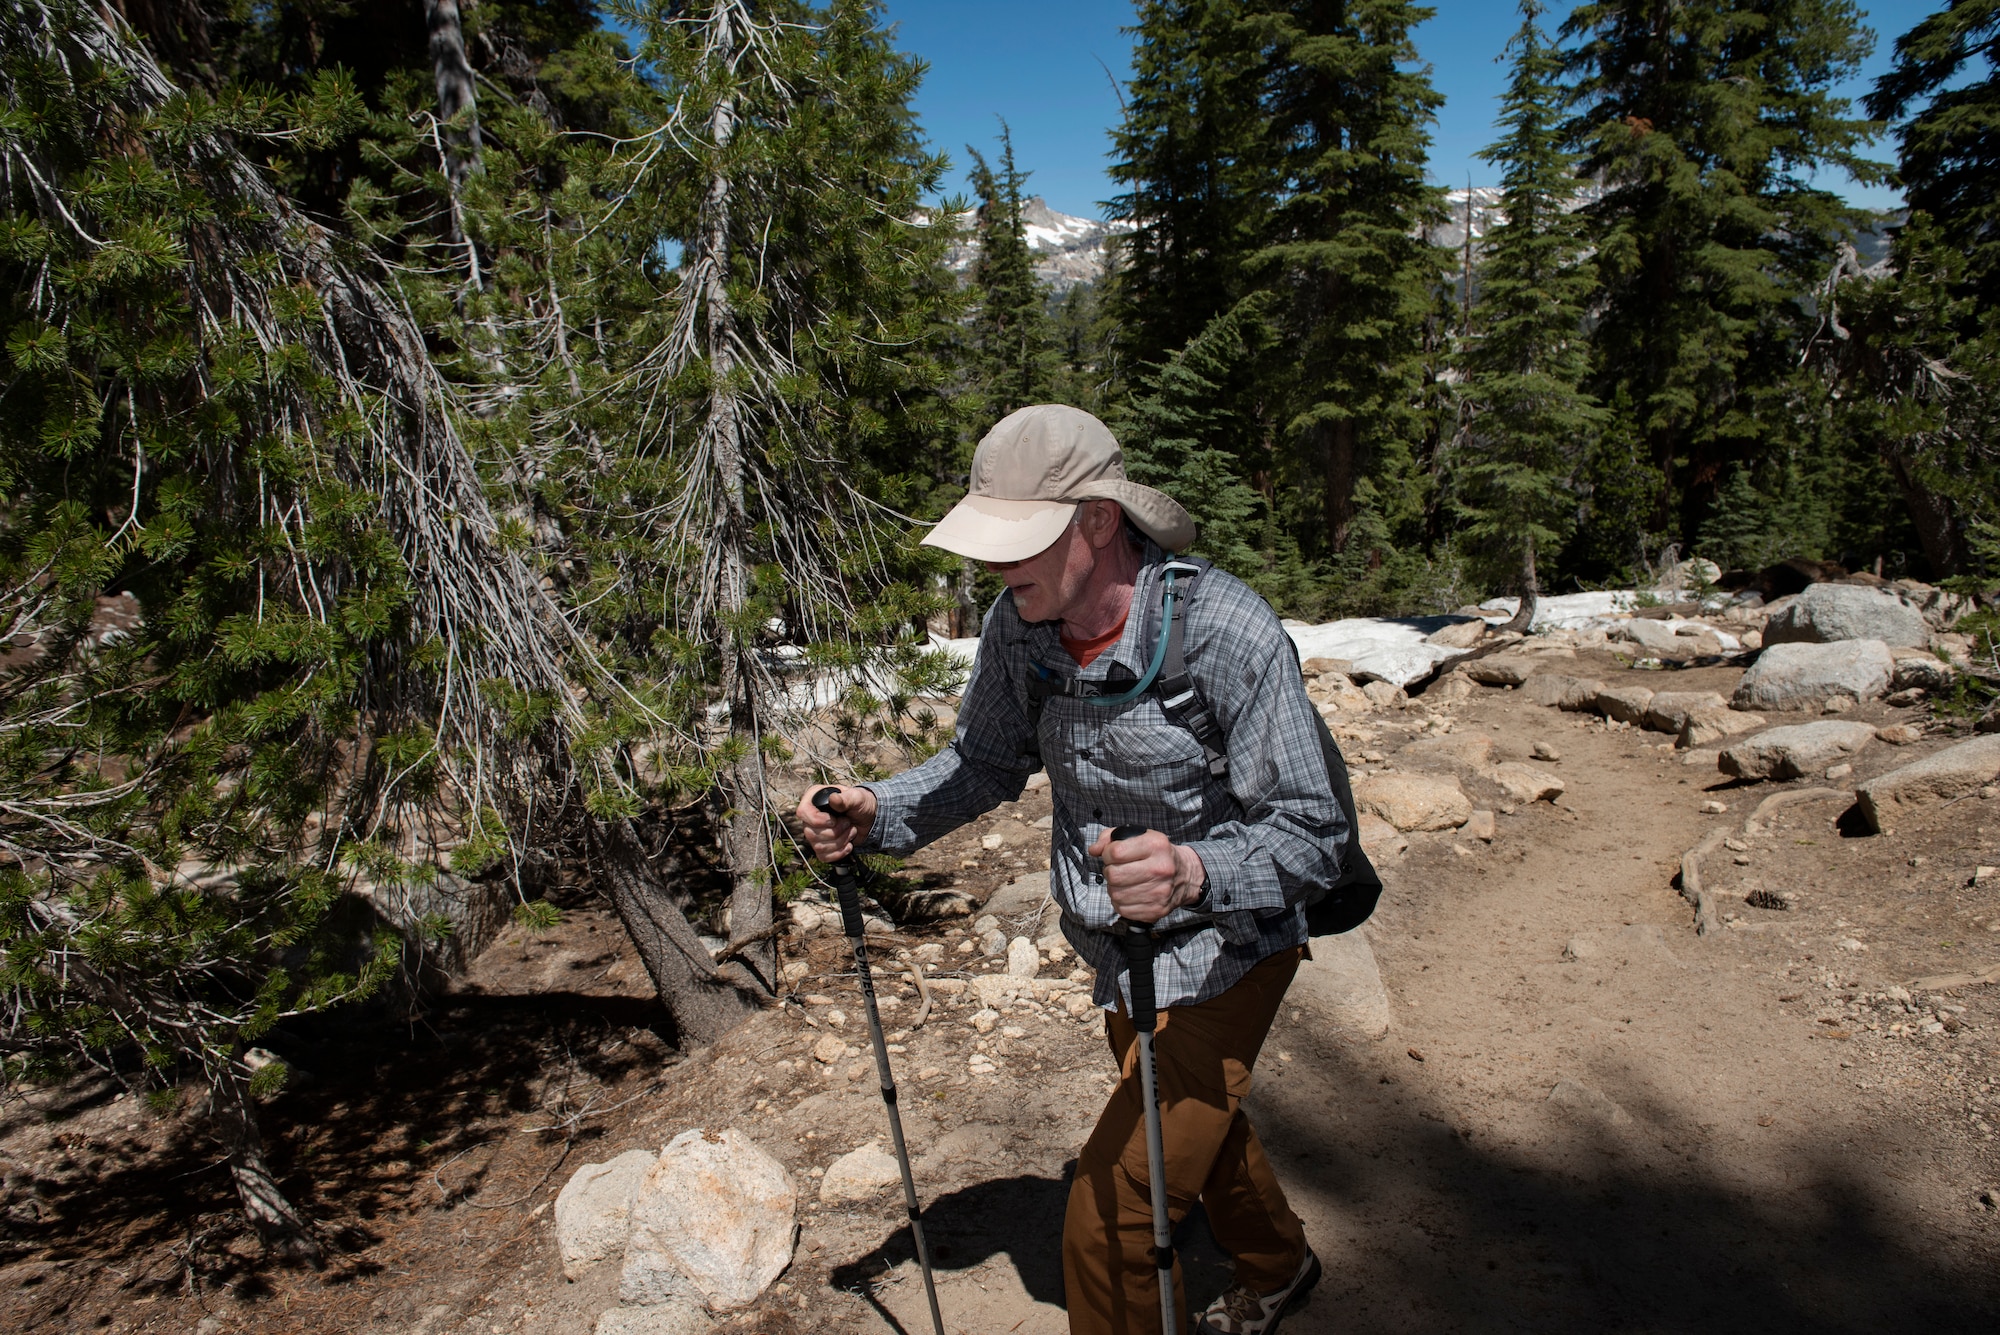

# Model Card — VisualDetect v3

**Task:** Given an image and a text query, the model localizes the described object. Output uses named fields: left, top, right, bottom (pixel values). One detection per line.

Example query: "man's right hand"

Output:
left=797, top=785, right=877, bottom=862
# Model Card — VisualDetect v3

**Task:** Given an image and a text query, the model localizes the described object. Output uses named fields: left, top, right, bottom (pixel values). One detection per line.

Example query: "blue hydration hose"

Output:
left=1079, top=568, right=1180, bottom=708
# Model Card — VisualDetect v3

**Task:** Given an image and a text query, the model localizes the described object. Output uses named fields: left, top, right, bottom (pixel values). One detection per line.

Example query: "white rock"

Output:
left=1643, top=691, right=1728, bottom=734
left=1465, top=655, right=1540, bottom=687
left=1355, top=812, right=1408, bottom=858
left=1889, top=649, right=1958, bottom=692
left=1427, top=671, right=1475, bottom=703
left=594, top=1302, right=710, bottom=1335
left=1731, top=640, right=1895, bottom=712
left=1719, top=721, right=1877, bottom=782
left=819, top=1144, right=902, bottom=1205
left=1287, top=928, right=1391, bottom=1039
left=1005, top=936, right=1040, bottom=978
left=982, top=870, right=1053, bottom=920
left=1856, top=734, right=2000, bottom=833
left=979, top=928, right=1008, bottom=957
left=618, top=1129, right=797, bottom=1312
left=1353, top=774, right=1471, bottom=831
left=1423, top=617, right=1488, bottom=649
left=1361, top=679, right=1408, bottom=709
left=1679, top=707, right=1766, bottom=748
left=979, top=832, right=1005, bottom=851
left=1655, top=557, right=1721, bottom=593
left=557, top=1150, right=658, bottom=1279
left=1764, top=583, right=1928, bottom=648
left=1589, top=684, right=1656, bottom=724
left=1523, top=674, right=1604, bottom=710
left=1484, top=763, right=1565, bottom=805
left=1617, top=618, right=1701, bottom=661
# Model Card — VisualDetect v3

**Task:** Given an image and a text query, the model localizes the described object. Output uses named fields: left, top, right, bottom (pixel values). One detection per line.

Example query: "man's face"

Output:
left=986, top=502, right=1112, bottom=624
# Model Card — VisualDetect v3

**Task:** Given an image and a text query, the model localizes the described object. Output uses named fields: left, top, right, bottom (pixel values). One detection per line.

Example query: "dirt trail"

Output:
left=4, top=657, right=1998, bottom=1334
left=842, top=673, right=2000, bottom=1334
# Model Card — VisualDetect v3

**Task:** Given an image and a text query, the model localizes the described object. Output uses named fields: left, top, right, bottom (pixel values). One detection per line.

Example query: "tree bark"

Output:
left=209, top=1070, right=322, bottom=1266
left=696, top=42, right=776, bottom=996
left=586, top=817, right=764, bottom=1044
left=1883, top=446, right=1968, bottom=579
left=1322, top=418, right=1357, bottom=553
left=1505, top=532, right=1539, bottom=633
left=425, top=0, right=484, bottom=293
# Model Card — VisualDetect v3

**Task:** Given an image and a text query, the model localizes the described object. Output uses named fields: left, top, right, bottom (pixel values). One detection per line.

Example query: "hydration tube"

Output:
left=1076, top=568, right=1181, bottom=709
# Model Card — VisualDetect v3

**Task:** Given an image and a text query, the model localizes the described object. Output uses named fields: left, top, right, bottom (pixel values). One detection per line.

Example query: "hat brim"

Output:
left=920, top=484, right=1197, bottom=563
left=920, top=495, right=1078, bottom=563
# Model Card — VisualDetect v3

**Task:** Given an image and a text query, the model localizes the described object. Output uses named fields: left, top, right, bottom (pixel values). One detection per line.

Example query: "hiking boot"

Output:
left=1197, top=1247, right=1322, bottom=1333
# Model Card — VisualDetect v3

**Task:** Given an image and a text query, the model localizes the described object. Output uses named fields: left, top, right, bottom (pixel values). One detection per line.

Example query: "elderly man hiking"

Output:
left=799, top=404, right=1361, bottom=1334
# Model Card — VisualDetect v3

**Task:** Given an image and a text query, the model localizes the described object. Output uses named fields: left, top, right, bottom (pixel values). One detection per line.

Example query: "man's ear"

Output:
left=1081, top=499, right=1125, bottom=549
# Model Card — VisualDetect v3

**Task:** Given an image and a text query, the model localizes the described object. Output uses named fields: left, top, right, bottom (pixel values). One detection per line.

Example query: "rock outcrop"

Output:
left=618, top=1128, right=798, bottom=1313
left=1854, top=734, right=2000, bottom=832
left=558, top=1150, right=657, bottom=1279
left=1353, top=774, right=1471, bottom=831
left=1718, top=721, right=1877, bottom=781
left=1763, top=583, right=1928, bottom=648
left=1731, top=640, right=1895, bottom=711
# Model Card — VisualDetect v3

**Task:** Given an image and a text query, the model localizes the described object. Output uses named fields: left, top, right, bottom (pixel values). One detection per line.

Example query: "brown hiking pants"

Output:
left=1062, top=946, right=1309, bottom=1334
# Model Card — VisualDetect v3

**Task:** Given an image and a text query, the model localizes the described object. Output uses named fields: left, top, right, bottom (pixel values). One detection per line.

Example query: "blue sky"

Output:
left=883, top=0, right=1951, bottom=219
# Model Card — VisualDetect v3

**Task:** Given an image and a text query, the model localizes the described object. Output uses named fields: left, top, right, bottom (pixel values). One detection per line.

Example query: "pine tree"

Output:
left=0, top=0, right=609, bottom=1256
left=1108, top=0, right=1275, bottom=369
left=580, top=0, right=965, bottom=1033
left=1453, top=0, right=1605, bottom=629
left=1250, top=0, right=1449, bottom=559
left=1867, top=0, right=2000, bottom=308
left=1562, top=0, right=1886, bottom=561
left=965, top=124, right=1059, bottom=416
left=1118, top=295, right=1279, bottom=582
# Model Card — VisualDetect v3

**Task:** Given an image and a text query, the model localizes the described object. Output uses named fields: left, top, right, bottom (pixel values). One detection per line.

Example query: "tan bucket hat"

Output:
left=921, top=405, right=1195, bottom=563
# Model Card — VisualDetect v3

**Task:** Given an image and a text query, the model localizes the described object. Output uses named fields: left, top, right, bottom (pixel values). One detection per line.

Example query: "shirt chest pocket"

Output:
left=1096, top=703, right=1211, bottom=825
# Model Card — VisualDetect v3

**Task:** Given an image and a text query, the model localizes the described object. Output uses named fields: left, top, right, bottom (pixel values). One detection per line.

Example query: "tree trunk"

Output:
left=1505, top=532, right=1539, bottom=633
left=697, top=63, right=777, bottom=996
left=1322, top=418, right=1357, bottom=552
left=425, top=0, right=484, bottom=293
left=425, top=0, right=481, bottom=187
left=209, top=1070, right=322, bottom=1266
left=586, top=817, right=764, bottom=1044
left=1883, top=446, right=1968, bottom=579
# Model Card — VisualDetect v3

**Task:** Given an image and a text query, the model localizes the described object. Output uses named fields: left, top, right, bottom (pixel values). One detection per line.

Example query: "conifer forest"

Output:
left=1, top=0, right=1997, bottom=1270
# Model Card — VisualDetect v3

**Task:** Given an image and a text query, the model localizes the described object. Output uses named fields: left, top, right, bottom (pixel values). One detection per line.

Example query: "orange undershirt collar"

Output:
left=1060, top=615, right=1127, bottom=669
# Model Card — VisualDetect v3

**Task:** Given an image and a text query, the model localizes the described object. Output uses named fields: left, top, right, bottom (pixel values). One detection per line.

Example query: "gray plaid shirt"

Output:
left=863, top=548, right=1346, bottom=1011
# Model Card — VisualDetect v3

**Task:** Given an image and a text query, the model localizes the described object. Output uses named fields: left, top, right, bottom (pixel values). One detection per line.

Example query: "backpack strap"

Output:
left=1153, top=558, right=1229, bottom=779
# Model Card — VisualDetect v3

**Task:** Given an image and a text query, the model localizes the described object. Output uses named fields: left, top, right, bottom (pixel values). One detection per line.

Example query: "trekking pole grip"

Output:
left=1108, top=824, right=1159, bottom=1032
left=811, top=786, right=866, bottom=938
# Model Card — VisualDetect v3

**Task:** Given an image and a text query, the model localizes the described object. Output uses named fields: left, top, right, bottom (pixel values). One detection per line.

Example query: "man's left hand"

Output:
left=1087, top=827, right=1207, bottom=924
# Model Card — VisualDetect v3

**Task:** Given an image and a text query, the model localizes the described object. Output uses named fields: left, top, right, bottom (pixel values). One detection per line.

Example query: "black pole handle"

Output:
left=812, top=786, right=866, bottom=938
left=1105, top=824, right=1159, bottom=1032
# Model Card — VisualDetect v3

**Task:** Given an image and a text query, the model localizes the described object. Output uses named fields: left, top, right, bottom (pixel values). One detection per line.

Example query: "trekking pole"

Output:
left=812, top=788, right=946, bottom=1335
left=1107, top=825, right=1178, bottom=1335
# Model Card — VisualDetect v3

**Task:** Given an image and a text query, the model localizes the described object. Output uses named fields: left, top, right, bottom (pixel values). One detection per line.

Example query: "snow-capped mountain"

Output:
left=944, top=197, right=1131, bottom=293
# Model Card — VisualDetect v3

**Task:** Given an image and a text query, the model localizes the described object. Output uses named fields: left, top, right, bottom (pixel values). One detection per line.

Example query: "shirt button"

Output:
left=1078, top=748, right=1092, bottom=760
left=1092, top=809, right=1103, bottom=821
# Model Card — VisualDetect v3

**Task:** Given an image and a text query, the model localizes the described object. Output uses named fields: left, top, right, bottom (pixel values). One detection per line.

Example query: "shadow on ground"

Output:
left=834, top=1050, right=2000, bottom=1334
left=0, top=989, right=673, bottom=1331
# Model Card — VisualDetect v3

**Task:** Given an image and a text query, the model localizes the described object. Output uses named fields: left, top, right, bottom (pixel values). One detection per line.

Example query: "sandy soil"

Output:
left=3, top=651, right=1998, bottom=1334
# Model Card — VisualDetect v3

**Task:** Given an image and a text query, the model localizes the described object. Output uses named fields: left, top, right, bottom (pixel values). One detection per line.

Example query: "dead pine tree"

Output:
left=578, top=0, right=964, bottom=1040
left=0, top=0, right=616, bottom=1260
